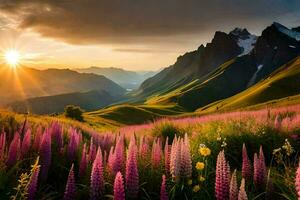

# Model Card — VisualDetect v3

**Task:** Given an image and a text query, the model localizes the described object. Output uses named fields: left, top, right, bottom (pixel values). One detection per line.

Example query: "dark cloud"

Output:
left=0, top=0, right=299, bottom=44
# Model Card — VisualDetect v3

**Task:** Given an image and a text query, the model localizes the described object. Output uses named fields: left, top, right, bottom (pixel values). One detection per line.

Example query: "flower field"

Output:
left=0, top=105, right=300, bottom=199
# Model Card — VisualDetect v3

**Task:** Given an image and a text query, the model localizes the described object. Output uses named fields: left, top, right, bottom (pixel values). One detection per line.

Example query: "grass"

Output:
left=85, top=104, right=186, bottom=126
left=199, top=56, right=300, bottom=113
left=1, top=104, right=300, bottom=199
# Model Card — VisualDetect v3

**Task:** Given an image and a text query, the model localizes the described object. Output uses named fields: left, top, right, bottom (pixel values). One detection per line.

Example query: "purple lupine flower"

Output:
left=64, top=164, right=76, bottom=200
left=151, top=138, right=162, bottom=168
left=296, top=162, right=300, bottom=199
left=164, top=137, right=170, bottom=174
left=67, top=129, right=77, bottom=161
left=0, top=131, right=6, bottom=160
left=215, top=150, right=230, bottom=200
left=50, top=122, right=63, bottom=150
left=90, top=147, right=104, bottom=200
left=242, top=144, right=252, bottom=181
left=39, top=129, right=51, bottom=181
left=160, top=175, right=168, bottom=200
left=238, top=178, right=248, bottom=200
left=114, top=172, right=125, bottom=200
left=126, top=137, right=139, bottom=198
left=32, top=126, right=42, bottom=151
left=79, top=143, right=88, bottom=177
left=253, top=146, right=266, bottom=189
left=112, top=136, right=125, bottom=175
left=21, top=129, right=31, bottom=158
left=6, top=132, right=20, bottom=167
left=230, top=169, right=238, bottom=200
left=180, top=137, right=192, bottom=178
left=27, top=165, right=40, bottom=200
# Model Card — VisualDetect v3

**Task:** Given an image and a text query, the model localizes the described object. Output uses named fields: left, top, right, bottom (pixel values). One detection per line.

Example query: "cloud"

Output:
left=0, top=0, right=299, bottom=45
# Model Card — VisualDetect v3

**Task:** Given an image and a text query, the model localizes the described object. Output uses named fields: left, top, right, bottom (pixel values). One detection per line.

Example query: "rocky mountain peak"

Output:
left=229, top=28, right=251, bottom=39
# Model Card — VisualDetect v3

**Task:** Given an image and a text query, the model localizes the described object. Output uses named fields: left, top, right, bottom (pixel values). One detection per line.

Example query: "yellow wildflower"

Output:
left=187, top=179, right=193, bottom=185
left=196, top=162, right=205, bottom=170
left=199, top=176, right=205, bottom=182
left=199, top=147, right=211, bottom=157
left=193, top=185, right=200, bottom=192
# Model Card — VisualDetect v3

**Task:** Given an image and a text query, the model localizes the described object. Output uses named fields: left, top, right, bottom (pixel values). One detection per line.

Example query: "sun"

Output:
left=4, top=50, right=21, bottom=68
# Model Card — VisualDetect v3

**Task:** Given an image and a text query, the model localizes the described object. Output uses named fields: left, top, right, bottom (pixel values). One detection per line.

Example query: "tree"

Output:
left=64, top=105, right=84, bottom=121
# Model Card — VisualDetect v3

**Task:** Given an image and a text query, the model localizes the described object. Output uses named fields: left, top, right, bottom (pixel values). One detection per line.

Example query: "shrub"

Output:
left=152, top=120, right=183, bottom=144
left=64, top=105, right=84, bottom=121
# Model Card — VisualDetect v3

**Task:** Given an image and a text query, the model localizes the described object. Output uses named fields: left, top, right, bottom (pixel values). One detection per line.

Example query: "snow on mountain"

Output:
left=273, top=22, right=300, bottom=41
left=237, top=35, right=257, bottom=56
left=247, top=64, right=263, bottom=87
left=229, top=28, right=257, bottom=56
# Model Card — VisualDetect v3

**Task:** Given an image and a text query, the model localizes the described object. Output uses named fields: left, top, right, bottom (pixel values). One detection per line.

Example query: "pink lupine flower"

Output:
left=27, top=165, right=40, bottom=200
left=253, top=146, right=266, bottom=189
left=64, top=164, right=76, bottom=200
left=107, top=146, right=115, bottom=174
left=160, top=175, right=168, bottom=200
left=215, top=150, right=230, bottom=200
left=89, top=137, right=96, bottom=163
left=169, top=136, right=192, bottom=182
left=114, top=172, right=125, bottom=200
left=0, top=131, right=6, bottom=160
left=180, top=137, right=192, bottom=178
left=164, top=137, right=170, bottom=174
left=21, top=129, right=31, bottom=158
left=39, top=130, right=52, bottom=181
left=242, top=144, right=252, bottom=181
left=139, top=136, right=149, bottom=159
left=230, top=170, right=238, bottom=200
left=32, top=126, right=42, bottom=151
left=112, top=136, right=125, bottom=175
left=50, top=122, right=63, bottom=149
left=151, top=138, right=162, bottom=167
left=126, top=138, right=139, bottom=198
left=296, top=162, right=300, bottom=199
left=90, top=147, right=104, bottom=199
left=238, top=178, right=248, bottom=200
left=79, top=143, right=88, bottom=177
left=6, top=132, right=20, bottom=167
left=170, top=138, right=181, bottom=181
left=274, top=115, right=281, bottom=130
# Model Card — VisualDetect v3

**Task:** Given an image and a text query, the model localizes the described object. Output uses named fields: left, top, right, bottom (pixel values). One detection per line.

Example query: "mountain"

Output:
left=0, top=67, right=125, bottom=106
left=9, top=90, right=117, bottom=115
left=75, top=67, right=157, bottom=90
left=198, top=56, right=300, bottom=113
left=134, top=28, right=256, bottom=98
left=133, top=22, right=300, bottom=111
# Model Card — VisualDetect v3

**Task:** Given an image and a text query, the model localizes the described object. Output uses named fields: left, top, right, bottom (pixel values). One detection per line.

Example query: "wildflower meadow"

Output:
left=0, top=105, right=300, bottom=199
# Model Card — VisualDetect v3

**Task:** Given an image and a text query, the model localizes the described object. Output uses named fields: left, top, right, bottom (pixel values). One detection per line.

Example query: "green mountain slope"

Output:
left=145, top=56, right=257, bottom=111
left=198, top=56, right=300, bottom=112
left=85, top=104, right=185, bottom=125
left=8, top=90, right=117, bottom=115
left=0, top=67, right=125, bottom=105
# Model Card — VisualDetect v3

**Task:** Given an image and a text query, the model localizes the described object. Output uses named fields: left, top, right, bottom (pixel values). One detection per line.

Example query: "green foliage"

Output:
left=64, top=105, right=84, bottom=121
left=152, top=120, right=183, bottom=144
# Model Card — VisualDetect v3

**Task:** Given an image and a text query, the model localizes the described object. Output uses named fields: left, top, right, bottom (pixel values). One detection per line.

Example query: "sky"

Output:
left=0, top=0, right=299, bottom=71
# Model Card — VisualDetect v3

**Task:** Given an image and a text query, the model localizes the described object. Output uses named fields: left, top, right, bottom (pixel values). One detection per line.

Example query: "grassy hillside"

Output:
left=145, top=56, right=257, bottom=111
left=199, top=56, right=300, bottom=113
left=8, top=90, right=118, bottom=115
left=0, top=67, right=125, bottom=105
left=85, top=104, right=186, bottom=125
